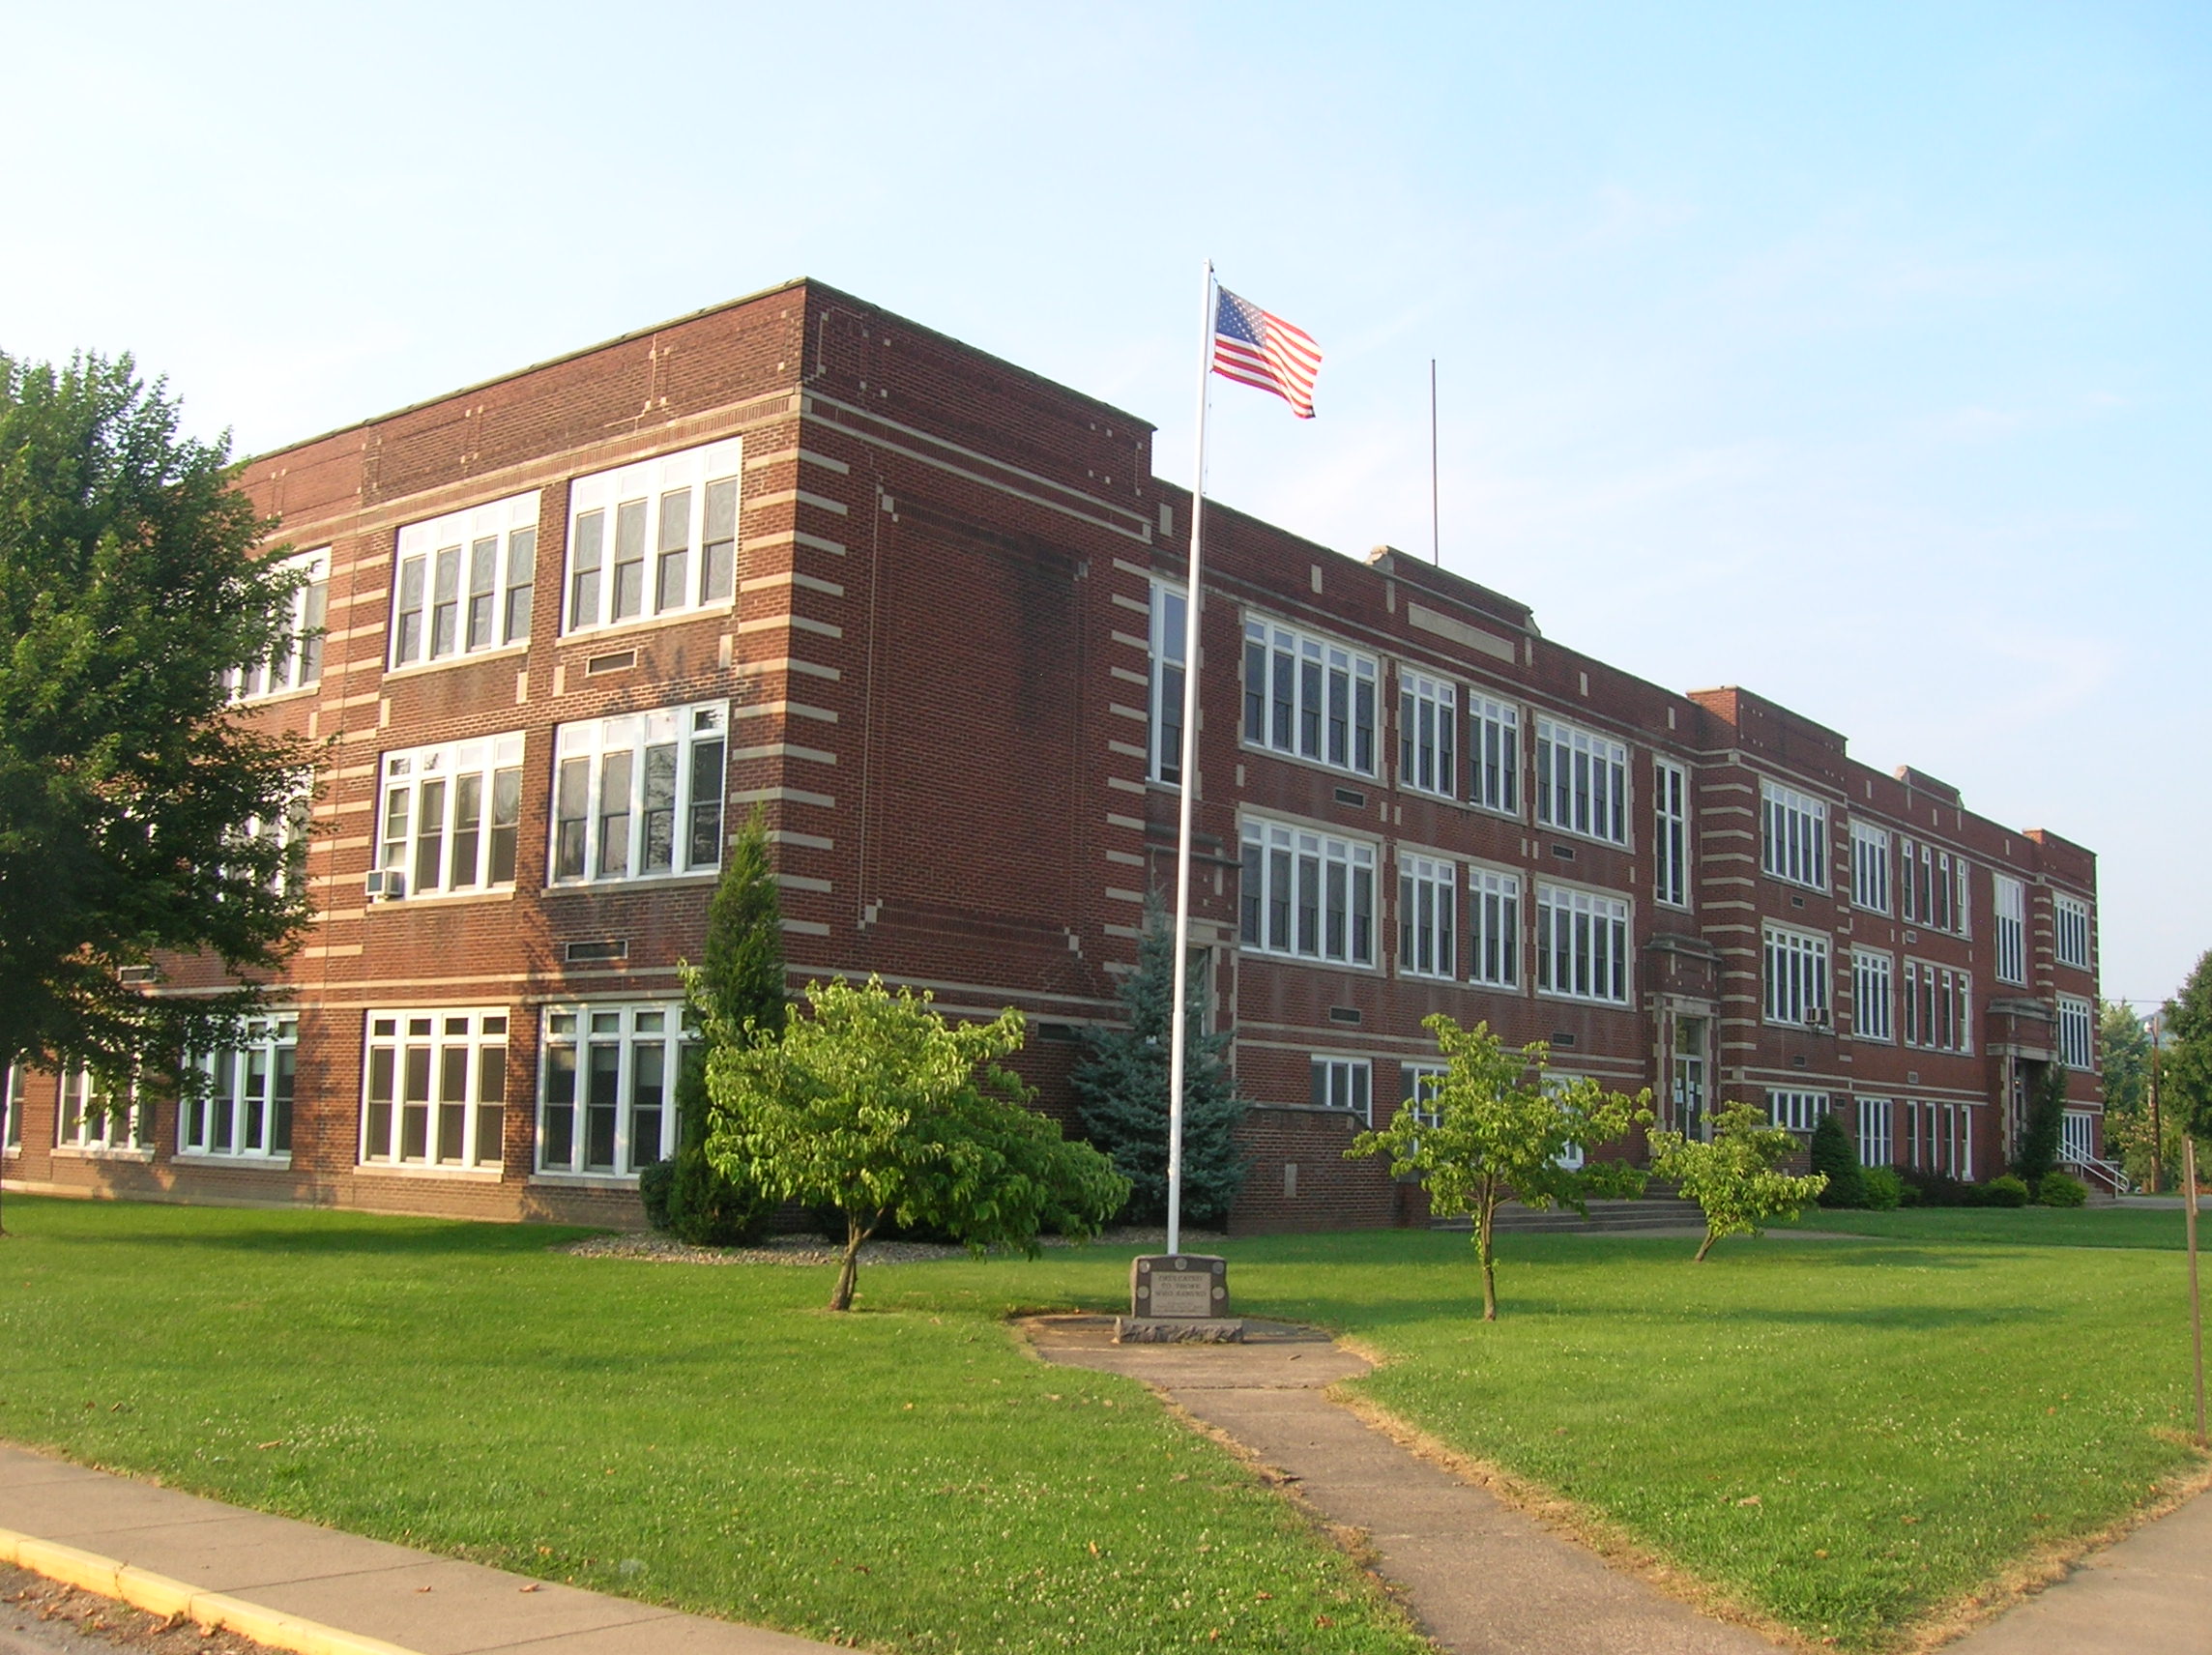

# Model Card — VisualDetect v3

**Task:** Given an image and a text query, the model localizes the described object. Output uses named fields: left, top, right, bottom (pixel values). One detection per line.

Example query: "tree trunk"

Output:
left=1476, top=1198, right=1499, bottom=1321
left=828, top=1210, right=878, bottom=1311
left=1694, top=1226, right=1717, bottom=1263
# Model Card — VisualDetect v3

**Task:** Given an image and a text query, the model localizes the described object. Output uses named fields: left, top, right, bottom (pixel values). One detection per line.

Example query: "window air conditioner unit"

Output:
left=365, top=869, right=405, bottom=901
left=1804, top=1006, right=1829, bottom=1029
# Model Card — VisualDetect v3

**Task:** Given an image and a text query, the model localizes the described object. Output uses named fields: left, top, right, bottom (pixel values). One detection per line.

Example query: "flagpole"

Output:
left=1166, top=258, right=1214, bottom=1260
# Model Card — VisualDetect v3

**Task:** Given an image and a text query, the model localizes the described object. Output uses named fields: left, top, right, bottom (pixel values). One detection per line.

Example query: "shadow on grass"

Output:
left=10, top=1198, right=599, bottom=1260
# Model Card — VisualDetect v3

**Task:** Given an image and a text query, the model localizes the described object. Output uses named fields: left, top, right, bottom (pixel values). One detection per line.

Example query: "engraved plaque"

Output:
left=1129, top=1254, right=1229, bottom=1320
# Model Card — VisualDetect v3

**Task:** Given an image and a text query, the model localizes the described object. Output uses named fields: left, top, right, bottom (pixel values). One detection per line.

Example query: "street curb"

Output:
left=0, top=1524, right=423, bottom=1655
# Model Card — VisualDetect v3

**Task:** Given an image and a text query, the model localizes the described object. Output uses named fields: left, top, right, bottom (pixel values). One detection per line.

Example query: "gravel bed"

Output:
left=0, top=1567, right=273, bottom=1655
left=559, top=1226, right=1214, bottom=1267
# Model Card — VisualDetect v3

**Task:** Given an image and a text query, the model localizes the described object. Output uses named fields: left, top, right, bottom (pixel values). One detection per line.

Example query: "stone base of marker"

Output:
left=1120, top=1254, right=1241, bottom=1343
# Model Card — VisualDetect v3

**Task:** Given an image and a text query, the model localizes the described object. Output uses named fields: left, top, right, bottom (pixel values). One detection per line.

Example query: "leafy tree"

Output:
left=705, top=977, right=1129, bottom=1310
left=2099, top=1002, right=2165, bottom=1191
left=1344, top=1014, right=1650, bottom=1321
left=661, top=808, right=785, bottom=1244
left=1, top=354, right=315, bottom=1232
left=1071, top=898, right=1247, bottom=1226
left=2014, top=1060, right=2066, bottom=1184
left=1809, top=1112, right=1866, bottom=1208
left=1649, top=1101, right=1827, bottom=1262
left=2164, top=949, right=2212, bottom=1144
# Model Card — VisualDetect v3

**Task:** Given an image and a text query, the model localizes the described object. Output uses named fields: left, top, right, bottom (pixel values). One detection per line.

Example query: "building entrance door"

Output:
left=1673, top=1018, right=1707, bottom=1139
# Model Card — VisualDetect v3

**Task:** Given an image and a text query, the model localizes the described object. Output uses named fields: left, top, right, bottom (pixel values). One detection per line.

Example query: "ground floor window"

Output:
left=184, top=1018, right=297, bottom=1158
left=1310, top=1056, right=1371, bottom=1122
left=2061, top=1109, right=2094, bottom=1166
left=1855, top=1097, right=1893, bottom=1168
left=57, top=1069, right=149, bottom=1151
left=3, top=1064, right=22, bottom=1149
left=1767, top=1089, right=1828, bottom=1133
left=1903, top=1099, right=1972, bottom=1179
left=362, top=1009, right=509, bottom=1170
left=538, top=1002, right=686, bottom=1176
left=1401, top=1061, right=1445, bottom=1127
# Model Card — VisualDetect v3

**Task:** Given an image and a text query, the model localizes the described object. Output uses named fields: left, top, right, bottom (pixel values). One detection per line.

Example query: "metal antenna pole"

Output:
left=1429, top=359, right=1440, bottom=565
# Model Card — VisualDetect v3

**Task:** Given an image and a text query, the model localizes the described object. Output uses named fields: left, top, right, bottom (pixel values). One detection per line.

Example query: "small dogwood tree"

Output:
left=1649, top=1101, right=1827, bottom=1261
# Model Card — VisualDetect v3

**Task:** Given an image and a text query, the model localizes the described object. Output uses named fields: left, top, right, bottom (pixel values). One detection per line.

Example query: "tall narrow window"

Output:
left=1533, top=718, right=1627, bottom=844
left=1994, top=876, right=2026, bottom=985
left=2057, top=995, right=2093, bottom=1070
left=1398, top=853, right=1456, bottom=979
left=3, top=1063, right=23, bottom=1150
left=1239, top=617, right=1378, bottom=776
left=361, top=1010, right=508, bottom=1170
left=1856, top=1098, right=1894, bottom=1168
left=1467, top=867, right=1521, bottom=987
left=1851, top=822, right=1890, bottom=914
left=1851, top=949, right=1894, bottom=1042
left=1654, top=760, right=1688, bottom=907
left=1469, top=696, right=1520, bottom=815
left=1398, top=671, right=1456, bottom=798
left=373, top=734, right=526, bottom=898
left=230, top=547, right=330, bottom=697
left=538, top=1003, right=689, bottom=1176
left=1150, top=581, right=1187, bottom=785
left=2054, top=894, right=2092, bottom=971
left=563, top=440, right=742, bottom=632
left=548, top=702, right=727, bottom=886
left=1761, top=781, right=1827, bottom=889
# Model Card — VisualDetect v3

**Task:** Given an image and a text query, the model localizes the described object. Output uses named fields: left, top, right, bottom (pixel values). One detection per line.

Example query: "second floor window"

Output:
left=1398, top=671, right=1456, bottom=798
left=1398, top=853, right=1455, bottom=979
left=377, top=734, right=525, bottom=898
left=1763, top=925, right=1831, bottom=1027
left=229, top=547, right=329, bottom=699
left=1534, top=884, right=1629, bottom=1004
left=563, top=439, right=741, bottom=634
left=2057, top=994, right=2093, bottom=1071
left=2054, top=894, right=2092, bottom=971
left=1903, top=962, right=1970, bottom=1054
left=1468, top=866, right=1522, bottom=988
left=1534, top=717, right=1626, bottom=844
left=1851, top=949, right=1894, bottom=1041
left=1994, top=876, right=2026, bottom=984
left=391, top=493, right=539, bottom=667
left=1150, top=581, right=1186, bottom=785
left=1654, top=760, right=1688, bottom=907
left=1239, top=818, right=1376, bottom=967
left=1761, top=781, right=1826, bottom=889
left=551, top=702, right=727, bottom=886
left=1241, top=618, right=1378, bottom=775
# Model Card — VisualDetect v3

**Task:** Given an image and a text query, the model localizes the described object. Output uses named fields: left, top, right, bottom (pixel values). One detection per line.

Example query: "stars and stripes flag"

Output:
left=1210, top=286, right=1323, bottom=419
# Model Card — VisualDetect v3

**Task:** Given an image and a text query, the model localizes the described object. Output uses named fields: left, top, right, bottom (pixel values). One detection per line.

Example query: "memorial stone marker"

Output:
left=1121, top=1255, right=1240, bottom=1340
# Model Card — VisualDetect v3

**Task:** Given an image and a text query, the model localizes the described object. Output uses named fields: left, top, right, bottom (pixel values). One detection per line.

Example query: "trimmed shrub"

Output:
left=1980, top=1174, right=2031, bottom=1207
left=2039, top=1171, right=2090, bottom=1208
left=1810, top=1114, right=1867, bottom=1208
left=639, top=1157, right=679, bottom=1231
left=2014, top=1061, right=2065, bottom=1184
left=667, top=1145, right=775, bottom=1246
left=1583, top=1159, right=1650, bottom=1199
left=1860, top=1165, right=1905, bottom=1210
left=1898, top=1164, right=1969, bottom=1206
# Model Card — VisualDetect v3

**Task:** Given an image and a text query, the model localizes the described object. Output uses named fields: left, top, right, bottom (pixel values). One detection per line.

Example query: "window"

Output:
left=1239, top=818, right=1377, bottom=967
left=1902, top=962, right=1972, bottom=1055
left=1905, top=1101, right=1972, bottom=1179
left=1469, top=696, right=1520, bottom=815
left=228, top=547, right=329, bottom=699
left=1994, top=876, right=2026, bottom=985
left=183, top=1018, right=297, bottom=1159
left=2061, top=1110, right=2094, bottom=1165
left=1856, top=1097, right=1893, bottom=1168
left=1768, top=1089, right=1829, bottom=1133
left=234, top=779, right=312, bottom=901
left=563, top=439, right=741, bottom=634
left=1401, top=1062, right=1445, bottom=1126
left=1850, top=823, right=1890, bottom=915
left=1851, top=948, right=1893, bottom=1042
left=1763, top=926, right=1831, bottom=1027
left=390, top=492, right=539, bottom=667
left=538, top=1003, right=686, bottom=1175
left=56, top=1069, right=148, bottom=1152
left=1534, top=718, right=1626, bottom=844
left=2054, top=894, right=2092, bottom=972
left=1899, top=837, right=1965, bottom=934
left=1149, top=580, right=1187, bottom=785
left=1467, top=866, right=1522, bottom=988
left=1310, top=1057, right=1372, bottom=1121
left=1534, top=884, right=1630, bottom=1004
left=1398, top=670, right=1456, bottom=798
left=4, top=1063, right=24, bottom=1150
left=2057, top=995, right=2093, bottom=1071
left=376, top=734, right=525, bottom=898
left=362, top=1009, right=509, bottom=1170
left=1240, top=618, right=1378, bottom=774
left=1761, top=781, right=1826, bottom=889
left=1398, top=853, right=1456, bottom=979
left=1653, top=760, right=1688, bottom=907
left=551, top=701, right=727, bottom=885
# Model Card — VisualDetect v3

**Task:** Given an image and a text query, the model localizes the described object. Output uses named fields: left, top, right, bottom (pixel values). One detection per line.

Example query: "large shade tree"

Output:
left=0, top=354, right=316, bottom=1217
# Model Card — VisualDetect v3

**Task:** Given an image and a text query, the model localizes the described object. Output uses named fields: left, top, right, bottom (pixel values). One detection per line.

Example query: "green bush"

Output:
left=667, top=1145, right=775, bottom=1246
left=1582, top=1159, right=1650, bottom=1199
left=1860, top=1165, right=1905, bottom=1210
left=1980, top=1174, right=2031, bottom=1208
left=1810, top=1114, right=1867, bottom=1208
left=638, top=1157, right=679, bottom=1231
left=2039, top=1171, right=2090, bottom=1208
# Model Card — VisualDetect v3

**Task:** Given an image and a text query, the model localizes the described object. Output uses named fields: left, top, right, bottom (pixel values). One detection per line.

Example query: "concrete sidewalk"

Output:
left=0, top=1443, right=836, bottom=1655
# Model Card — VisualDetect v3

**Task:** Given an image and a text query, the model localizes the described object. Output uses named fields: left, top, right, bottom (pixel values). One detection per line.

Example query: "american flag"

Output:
left=1210, top=286, right=1323, bottom=419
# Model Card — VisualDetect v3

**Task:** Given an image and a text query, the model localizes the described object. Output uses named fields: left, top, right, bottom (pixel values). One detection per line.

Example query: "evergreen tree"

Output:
left=1809, top=1112, right=1866, bottom=1207
left=2014, top=1059, right=2066, bottom=1184
left=1072, top=900, right=1248, bottom=1227
left=659, top=807, right=784, bottom=1244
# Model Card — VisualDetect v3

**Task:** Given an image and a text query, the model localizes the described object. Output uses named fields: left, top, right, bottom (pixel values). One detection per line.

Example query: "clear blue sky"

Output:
left=6, top=1, right=2205, bottom=1006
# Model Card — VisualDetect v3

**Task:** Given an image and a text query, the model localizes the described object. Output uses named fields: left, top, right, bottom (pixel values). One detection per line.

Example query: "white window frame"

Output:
left=1468, top=865, right=1522, bottom=988
left=550, top=701, right=728, bottom=886
left=1994, top=875, right=2026, bottom=986
left=1149, top=579, right=1187, bottom=786
left=1850, top=822, right=1891, bottom=915
left=1310, top=1056, right=1372, bottom=1122
left=1899, top=837, right=1965, bottom=934
left=1469, top=695, right=1520, bottom=816
left=1768, top=1089, right=1829, bottom=1133
left=1398, top=670, right=1457, bottom=798
left=361, top=1008, right=510, bottom=1171
left=2057, top=995, right=2094, bottom=1072
left=2061, top=1109, right=2094, bottom=1164
left=2054, top=894, right=2092, bottom=972
left=1856, top=1096, right=1893, bottom=1168
left=4, top=1063, right=26, bottom=1151
left=390, top=493, right=539, bottom=669
left=1902, top=961, right=1972, bottom=1055
left=1761, top=780, right=1827, bottom=890
left=562, top=438, right=742, bottom=635
left=1654, top=759, right=1688, bottom=908
left=538, top=1002, right=688, bottom=1176
left=1534, top=883, right=1631, bottom=1005
left=1534, top=717, right=1627, bottom=845
left=1851, top=948, right=1894, bottom=1042
left=376, top=733, right=526, bottom=899
left=1763, top=924, right=1832, bottom=1028
left=182, top=1017, right=297, bottom=1161
left=228, top=547, right=329, bottom=701
left=56, top=1068, right=149, bottom=1153
left=235, top=774, right=312, bottom=901
left=1398, top=852, right=1456, bottom=980
left=1239, top=816, right=1378, bottom=968
left=1401, top=1061, right=1446, bottom=1127
left=1241, top=617, right=1379, bottom=776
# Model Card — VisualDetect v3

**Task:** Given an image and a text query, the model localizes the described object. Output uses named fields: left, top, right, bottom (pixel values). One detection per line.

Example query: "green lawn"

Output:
left=3, top=1199, right=2207, bottom=1654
